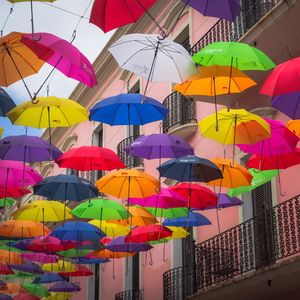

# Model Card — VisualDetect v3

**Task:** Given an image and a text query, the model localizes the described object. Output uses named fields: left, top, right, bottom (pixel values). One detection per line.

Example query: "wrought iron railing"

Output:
left=117, top=136, right=143, bottom=168
left=162, top=92, right=196, bottom=133
left=190, top=0, right=280, bottom=55
left=163, top=194, right=300, bottom=299
left=115, top=289, right=143, bottom=300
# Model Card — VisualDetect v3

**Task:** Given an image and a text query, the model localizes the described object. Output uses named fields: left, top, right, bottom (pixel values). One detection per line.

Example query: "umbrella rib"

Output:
left=58, top=107, right=71, bottom=127
left=133, top=176, right=145, bottom=199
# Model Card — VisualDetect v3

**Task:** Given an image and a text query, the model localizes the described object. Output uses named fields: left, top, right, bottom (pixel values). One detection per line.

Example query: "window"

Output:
left=174, top=26, right=190, bottom=52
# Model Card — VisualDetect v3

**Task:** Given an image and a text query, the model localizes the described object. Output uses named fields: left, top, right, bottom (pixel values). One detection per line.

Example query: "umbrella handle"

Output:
left=163, top=242, right=168, bottom=262
left=31, top=32, right=42, bottom=41
left=149, top=249, right=153, bottom=266
left=31, top=95, right=39, bottom=104
left=142, top=252, right=147, bottom=267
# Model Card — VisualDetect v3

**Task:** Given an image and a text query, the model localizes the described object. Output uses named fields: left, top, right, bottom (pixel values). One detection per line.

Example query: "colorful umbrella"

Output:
left=56, top=248, right=93, bottom=259
left=88, top=220, right=130, bottom=237
left=0, top=88, right=16, bottom=117
left=0, top=129, right=3, bottom=138
left=163, top=212, right=211, bottom=227
left=0, top=281, right=6, bottom=289
left=0, top=250, right=22, bottom=264
left=32, top=273, right=66, bottom=284
left=56, top=146, right=125, bottom=171
left=166, top=226, right=189, bottom=239
left=0, top=264, right=13, bottom=275
left=272, top=92, right=300, bottom=119
left=42, top=260, right=75, bottom=273
left=0, top=187, right=30, bottom=199
left=89, top=94, right=168, bottom=126
left=88, top=249, right=135, bottom=259
left=146, top=207, right=188, bottom=219
left=23, top=283, right=49, bottom=298
left=58, top=265, right=93, bottom=277
left=73, top=257, right=109, bottom=264
left=107, top=236, right=152, bottom=253
left=13, top=294, right=40, bottom=300
left=9, top=261, right=43, bottom=275
left=0, top=198, right=16, bottom=208
left=20, top=252, right=58, bottom=264
left=0, top=294, right=11, bottom=300
left=0, top=283, right=26, bottom=295
left=125, top=133, right=194, bottom=159
left=287, top=120, right=300, bottom=139
left=48, top=282, right=80, bottom=293
left=44, top=292, right=71, bottom=300
left=202, top=194, right=243, bottom=210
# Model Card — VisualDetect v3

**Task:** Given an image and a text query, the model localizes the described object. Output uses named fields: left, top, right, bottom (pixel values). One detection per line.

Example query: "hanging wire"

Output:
left=1, top=4, right=14, bottom=37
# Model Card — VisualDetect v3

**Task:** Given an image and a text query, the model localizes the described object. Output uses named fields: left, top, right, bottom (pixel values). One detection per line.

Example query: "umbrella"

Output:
left=208, top=158, right=253, bottom=188
left=73, top=257, right=109, bottom=264
left=260, top=57, right=300, bottom=96
left=48, top=282, right=80, bottom=293
left=87, top=249, right=135, bottom=259
left=12, top=200, right=72, bottom=222
left=0, top=283, right=26, bottom=295
left=106, top=236, right=152, bottom=253
left=0, top=250, right=22, bottom=264
left=20, top=252, right=58, bottom=264
left=0, top=135, right=62, bottom=162
left=9, top=261, right=43, bottom=275
left=163, top=212, right=211, bottom=227
left=184, top=0, right=240, bottom=21
left=0, top=264, right=13, bottom=275
left=287, top=120, right=300, bottom=139
left=125, top=133, right=194, bottom=159
left=146, top=207, right=188, bottom=219
left=58, top=265, right=93, bottom=277
left=21, top=32, right=97, bottom=88
left=193, top=41, right=275, bottom=71
left=13, top=294, right=39, bottom=300
left=56, top=248, right=93, bottom=259
left=44, top=292, right=71, bottom=300
left=90, top=0, right=158, bottom=33
left=32, top=273, right=66, bottom=284
left=96, top=169, right=160, bottom=198
left=157, top=155, right=222, bottom=182
left=88, top=220, right=130, bottom=237
left=33, top=174, right=98, bottom=202
left=202, top=194, right=243, bottom=210
left=0, top=198, right=16, bottom=208
left=238, top=118, right=299, bottom=156
left=7, top=239, right=32, bottom=251
left=272, top=92, right=300, bottom=119
left=89, top=94, right=168, bottom=126
left=56, top=146, right=125, bottom=171
left=23, top=283, right=49, bottom=298
left=165, top=226, right=189, bottom=239
left=109, top=34, right=198, bottom=84
left=0, top=129, right=3, bottom=138
left=0, top=281, right=6, bottom=289
left=0, top=88, right=16, bottom=117
left=0, top=295, right=11, bottom=300
left=42, top=260, right=75, bottom=273
left=169, top=183, right=218, bottom=210
left=0, top=187, right=30, bottom=199
left=72, top=199, right=128, bottom=220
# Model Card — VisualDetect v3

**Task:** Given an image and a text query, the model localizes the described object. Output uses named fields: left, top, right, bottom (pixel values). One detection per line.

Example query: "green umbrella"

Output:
left=4, top=270, right=37, bottom=281
left=146, top=207, right=188, bottom=219
left=23, top=282, right=50, bottom=298
left=228, top=168, right=278, bottom=197
left=57, top=248, right=93, bottom=258
left=0, top=198, right=16, bottom=207
left=72, top=199, right=128, bottom=220
left=193, top=42, right=275, bottom=71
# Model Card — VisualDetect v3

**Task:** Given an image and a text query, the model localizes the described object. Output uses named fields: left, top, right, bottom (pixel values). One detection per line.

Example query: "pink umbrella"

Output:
left=238, top=118, right=299, bottom=156
left=20, top=252, right=58, bottom=264
left=21, top=33, right=97, bottom=88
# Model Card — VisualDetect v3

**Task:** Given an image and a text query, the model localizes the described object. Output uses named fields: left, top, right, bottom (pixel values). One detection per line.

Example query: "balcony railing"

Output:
left=190, top=0, right=280, bottom=55
left=163, top=194, right=300, bottom=299
left=115, top=289, right=143, bottom=300
left=162, top=92, right=196, bottom=134
left=117, top=136, right=143, bottom=168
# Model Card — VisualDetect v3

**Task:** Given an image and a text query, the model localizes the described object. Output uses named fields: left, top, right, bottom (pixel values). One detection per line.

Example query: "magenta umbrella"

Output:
left=238, top=118, right=299, bottom=156
left=20, top=252, right=58, bottom=264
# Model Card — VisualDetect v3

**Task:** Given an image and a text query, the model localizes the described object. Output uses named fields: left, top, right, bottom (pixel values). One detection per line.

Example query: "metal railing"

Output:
left=162, top=92, right=196, bottom=133
left=115, top=289, right=143, bottom=300
left=117, top=136, right=143, bottom=168
left=163, top=194, right=300, bottom=299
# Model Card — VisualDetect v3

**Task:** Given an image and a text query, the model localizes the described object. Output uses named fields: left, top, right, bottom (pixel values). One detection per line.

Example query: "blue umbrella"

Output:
left=9, top=261, right=44, bottom=275
left=157, top=155, right=222, bottom=182
left=48, top=281, right=81, bottom=293
left=73, top=258, right=109, bottom=264
left=33, top=174, right=98, bottom=202
left=32, top=273, right=66, bottom=284
left=0, top=88, right=16, bottom=117
left=163, top=212, right=211, bottom=227
left=89, top=94, right=168, bottom=125
left=50, top=222, right=105, bottom=242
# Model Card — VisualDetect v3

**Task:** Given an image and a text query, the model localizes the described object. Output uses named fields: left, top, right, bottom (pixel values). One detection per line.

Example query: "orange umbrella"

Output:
left=287, top=120, right=300, bottom=139
left=0, top=283, right=26, bottom=295
left=0, top=220, right=50, bottom=238
left=0, top=250, right=22, bottom=264
left=88, top=249, right=135, bottom=259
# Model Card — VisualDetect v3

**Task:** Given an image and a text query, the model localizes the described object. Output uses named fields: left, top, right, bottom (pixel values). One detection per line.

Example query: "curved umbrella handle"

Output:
left=31, top=95, right=39, bottom=105
left=32, top=32, right=42, bottom=41
left=163, top=241, right=168, bottom=262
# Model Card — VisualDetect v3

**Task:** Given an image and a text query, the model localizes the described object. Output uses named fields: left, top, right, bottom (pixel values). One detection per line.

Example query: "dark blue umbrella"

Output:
left=0, top=280, right=6, bottom=288
left=157, top=155, right=223, bottom=182
left=32, top=273, right=66, bottom=284
left=73, top=258, right=109, bottom=264
left=0, top=88, right=16, bottom=117
left=89, top=93, right=168, bottom=125
left=48, top=281, right=81, bottom=293
left=9, top=261, right=44, bottom=275
left=50, top=222, right=105, bottom=241
left=33, top=174, right=98, bottom=202
left=0, top=295, right=12, bottom=300
left=9, top=239, right=33, bottom=250
left=163, top=212, right=211, bottom=227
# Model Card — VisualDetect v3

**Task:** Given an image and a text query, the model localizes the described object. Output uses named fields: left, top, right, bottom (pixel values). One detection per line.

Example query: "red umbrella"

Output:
left=125, top=224, right=172, bottom=243
left=90, top=0, right=158, bottom=33
left=0, top=263, right=13, bottom=275
left=260, top=57, right=300, bottom=96
left=169, top=183, right=218, bottom=210
left=13, top=294, right=40, bottom=300
left=0, top=187, right=31, bottom=198
left=59, top=265, right=93, bottom=277
left=56, top=146, right=125, bottom=171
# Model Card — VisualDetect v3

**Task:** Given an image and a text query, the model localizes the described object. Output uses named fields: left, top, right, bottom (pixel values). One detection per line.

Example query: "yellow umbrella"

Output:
left=12, top=200, right=72, bottom=222
left=166, top=226, right=189, bottom=239
left=0, top=128, right=3, bottom=138
left=42, top=260, right=75, bottom=273
left=42, top=292, right=72, bottom=300
left=89, top=220, right=130, bottom=237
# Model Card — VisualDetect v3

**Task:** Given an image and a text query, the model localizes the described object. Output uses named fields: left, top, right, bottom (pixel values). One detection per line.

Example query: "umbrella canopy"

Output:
left=0, top=264, right=13, bottom=275
left=0, top=88, right=16, bottom=117
left=88, top=249, right=135, bottom=259
left=12, top=200, right=72, bottom=222
left=163, top=212, right=211, bottom=227
left=90, top=0, right=157, bottom=32
left=166, top=226, right=189, bottom=239
left=56, top=248, right=93, bottom=259
left=44, top=292, right=71, bottom=300
left=169, top=183, right=218, bottom=210
left=32, top=273, right=66, bottom=284
left=146, top=207, right=188, bottom=219
left=107, top=236, right=152, bottom=252
left=9, top=261, right=43, bottom=275
left=48, top=282, right=80, bottom=293
left=23, top=283, right=49, bottom=298
left=58, top=265, right=93, bottom=277
left=72, top=199, right=128, bottom=220
left=272, top=92, right=300, bottom=120
left=287, top=120, right=300, bottom=139
left=73, top=257, right=109, bottom=264
left=260, top=57, right=300, bottom=96
left=0, top=283, right=26, bottom=295
left=157, top=155, right=222, bottom=182
left=0, top=32, right=44, bottom=87
left=20, top=252, right=58, bottom=264
left=0, top=220, right=49, bottom=239
left=42, top=260, right=75, bottom=273
left=184, top=0, right=240, bottom=21
left=0, top=198, right=16, bottom=208
left=0, top=250, right=22, bottom=264
left=33, top=174, right=98, bottom=202
left=89, top=94, right=168, bottom=126
left=193, top=41, right=275, bottom=71
left=0, top=295, right=11, bottom=300
left=56, top=146, right=125, bottom=171
left=125, top=133, right=194, bottom=159
left=13, top=294, right=39, bottom=300
left=88, top=220, right=130, bottom=237
left=0, top=281, right=6, bottom=289
left=21, top=32, right=97, bottom=88
left=202, top=194, right=243, bottom=210
left=238, top=118, right=299, bottom=156
left=0, top=135, right=62, bottom=162
left=0, top=129, right=3, bottom=138
left=109, top=34, right=197, bottom=83
left=0, top=187, right=30, bottom=199
left=96, top=169, right=160, bottom=198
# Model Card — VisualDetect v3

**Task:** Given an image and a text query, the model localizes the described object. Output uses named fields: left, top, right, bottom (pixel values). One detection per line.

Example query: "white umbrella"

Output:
left=109, top=34, right=198, bottom=84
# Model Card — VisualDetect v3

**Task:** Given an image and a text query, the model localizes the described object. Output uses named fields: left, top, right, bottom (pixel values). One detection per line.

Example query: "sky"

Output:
left=0, top=0, right=114, bottom=137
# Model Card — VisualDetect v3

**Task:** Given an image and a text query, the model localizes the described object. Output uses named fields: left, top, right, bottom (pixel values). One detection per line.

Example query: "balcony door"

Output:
left=127, top=81, right=140, bottom=138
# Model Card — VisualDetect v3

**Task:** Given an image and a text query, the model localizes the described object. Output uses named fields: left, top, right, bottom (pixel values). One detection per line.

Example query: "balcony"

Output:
left=162, top=92, right=197, bottom=139
left=115, top=289, right=143, bottom=300
left=117, top=136, right=144, bottom=169
left=163, top=194, right=300, bottom=300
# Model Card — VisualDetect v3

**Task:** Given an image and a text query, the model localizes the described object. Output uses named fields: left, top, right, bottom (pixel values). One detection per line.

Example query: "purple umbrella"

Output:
left=0, top=135, right=62, bottom=162
left=20, top=252, right=58, bottom=264
left=48, top=282, right=81, bottom=293
left=201, top=194, right=243, bottom=210
left=0, top=295, right=12, bottom=300
left=272, top=92, right=300, bottom=119
left=238, top=118, right=299, bottom=156
left=125, top=134, right=194, bottom=159
left=9, top=261, right=44, bottom=275
left=107, top=236, right=152, bottom=252
left=0, top=280, right=6, bottom=288
left=184, top=0, right=241, bottom=21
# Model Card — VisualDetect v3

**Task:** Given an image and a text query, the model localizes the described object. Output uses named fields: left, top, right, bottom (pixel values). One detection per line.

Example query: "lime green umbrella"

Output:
left=72, top=199, right=128, bottom=220
left=228, top=168, right=278, bottom=197
left=4, top=270, right=37, bottom=281
left=57, top=248, right=93, bottom=258
left=193, top=42, right=275, bottom=71
left=146, top=207, right=188, bottom=219
left=0, top=198, right=16, bottom=207
left=23, top=282, right=50, bottom=298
